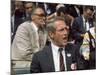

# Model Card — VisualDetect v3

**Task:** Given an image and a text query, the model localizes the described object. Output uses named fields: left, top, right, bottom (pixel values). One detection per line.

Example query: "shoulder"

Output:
left=18, top=21, right=32, bottom=29
left=65, top=43, right=78, bottom=56
left=66, top=43, right=77, bottom=48
left=74, top=16, right=82, bottom=21
left=65, top=43, right=78, bottom=51
left=18, top=21, right=33, bottom=32
left=34, top=45, right=50, bottom=56
left=32, top=45, right=51, bottom=61
left=73, top=16, right=82, bottom=25
left=16, top=21, right=31, bottom=32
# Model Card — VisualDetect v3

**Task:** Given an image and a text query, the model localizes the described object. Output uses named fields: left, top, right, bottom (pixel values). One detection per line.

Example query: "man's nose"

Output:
left=63, top=29, right=68, bottom=35
left=64, top=28, right=69, bottom=35
left=42, top=17, right=46, bottom=20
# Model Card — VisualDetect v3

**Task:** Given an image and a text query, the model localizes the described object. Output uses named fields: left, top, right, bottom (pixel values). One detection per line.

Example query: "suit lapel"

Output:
left=65, top=46, right=69, bottom=70
left=80, top=16, right=86, bottom=32
left=65, top=45, right=72, bottom=71
left=45, top=44, right=55, bottom=72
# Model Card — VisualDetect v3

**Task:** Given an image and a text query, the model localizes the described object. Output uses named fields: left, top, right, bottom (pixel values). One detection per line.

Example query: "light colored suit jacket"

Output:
left=11, top=21, right=47, bottom=68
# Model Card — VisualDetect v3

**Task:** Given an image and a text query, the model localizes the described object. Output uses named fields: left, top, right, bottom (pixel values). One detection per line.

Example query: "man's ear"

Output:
left=49, top=32, right=54, bottom=40
left=31, top=15, right=35, bottom=21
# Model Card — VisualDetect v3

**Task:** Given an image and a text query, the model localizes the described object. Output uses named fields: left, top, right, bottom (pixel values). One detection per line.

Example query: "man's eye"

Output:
left=57, top=29, right=64, bottom=32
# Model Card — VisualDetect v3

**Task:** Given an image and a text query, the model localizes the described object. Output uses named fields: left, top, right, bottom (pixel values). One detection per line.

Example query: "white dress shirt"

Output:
left=31, top=22, right=47, bottom=50
left=31, top=22, right=39, bottom=47
left=82, top=16, right=90, bottom=31
left=51, top=42, right=67, bottom=71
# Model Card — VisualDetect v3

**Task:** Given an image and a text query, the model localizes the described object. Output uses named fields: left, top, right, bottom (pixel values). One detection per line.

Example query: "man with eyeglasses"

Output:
left=11, top=7, right=47, bottom=74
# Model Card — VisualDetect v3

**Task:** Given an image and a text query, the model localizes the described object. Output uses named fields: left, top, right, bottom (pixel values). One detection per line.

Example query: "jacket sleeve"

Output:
left=71, top=19, right=83, bottom=41
left=11, top=23, right=33, bottom=60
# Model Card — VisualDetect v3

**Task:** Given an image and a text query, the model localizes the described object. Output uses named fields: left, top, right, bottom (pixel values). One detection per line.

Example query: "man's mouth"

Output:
left=63, top=37, right=67, bottom=42
left=63, top=36, right=67, bottom=40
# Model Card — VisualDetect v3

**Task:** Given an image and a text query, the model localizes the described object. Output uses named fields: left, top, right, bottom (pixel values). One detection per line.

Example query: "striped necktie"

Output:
left=59, top=48, right=65, bottom=71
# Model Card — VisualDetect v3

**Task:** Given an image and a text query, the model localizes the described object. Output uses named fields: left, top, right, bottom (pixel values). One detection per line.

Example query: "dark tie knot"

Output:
left=59, top=48, right=63, bottom=52
left=85, top=19, right=88, bottom=22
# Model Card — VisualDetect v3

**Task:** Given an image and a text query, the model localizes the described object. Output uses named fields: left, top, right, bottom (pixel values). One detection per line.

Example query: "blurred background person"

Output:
left=23, top=2, right=35, bottom=21
left=71, top=6, right=95, bottom=49
left=11, top=1, right=24, bottom=43
left=11, top=7, right=47, bottom=74
left=36, top=2, right=57, bottom=16
left=11, top=1, right=35, bottom=43
left=80, top=23, right=96, bottom=69
left=71, top=6, right=95, bottom=70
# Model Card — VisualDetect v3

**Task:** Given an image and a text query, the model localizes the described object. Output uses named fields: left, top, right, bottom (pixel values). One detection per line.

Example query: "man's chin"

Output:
left=63, top=40, right=67, bottom=44
left=62, top=43, right=67, bottom=47
left=41, top=25, right=45, bottom=28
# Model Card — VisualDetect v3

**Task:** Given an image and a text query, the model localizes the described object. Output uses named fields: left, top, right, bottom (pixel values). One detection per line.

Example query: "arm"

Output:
left=71, top=19, right=84, bottom=41
left=12, top=23, right=33, bottom=60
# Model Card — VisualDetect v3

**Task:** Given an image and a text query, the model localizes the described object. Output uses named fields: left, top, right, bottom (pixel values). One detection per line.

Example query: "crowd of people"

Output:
left=11, top=1, right=96, bottom=74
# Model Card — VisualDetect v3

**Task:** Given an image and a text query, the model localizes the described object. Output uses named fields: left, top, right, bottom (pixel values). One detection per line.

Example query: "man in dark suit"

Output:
left=67, top=5, right=83, bottom=18
left=30, top=17, right=78, bottom=73
left=71, top=6, right=94, bottom=48
left=71, top=6, right=95, bottom=70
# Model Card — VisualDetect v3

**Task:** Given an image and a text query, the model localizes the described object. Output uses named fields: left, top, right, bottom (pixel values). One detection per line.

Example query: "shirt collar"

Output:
left=51, top=41, right=65, bottom=52
left=31, top=21, right=38, bottom=32
left=82, top=15, right=89, bottom=23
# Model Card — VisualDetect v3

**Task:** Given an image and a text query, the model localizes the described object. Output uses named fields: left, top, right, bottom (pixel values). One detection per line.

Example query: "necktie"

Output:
left=38, top=29, right=44, bottom=49
left=59, top=48, right=65, bottom=71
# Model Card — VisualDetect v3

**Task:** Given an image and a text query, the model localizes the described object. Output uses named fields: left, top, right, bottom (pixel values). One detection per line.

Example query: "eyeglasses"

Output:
left=35, top=13, right=45, bottom=17
left=26, top=6, right=33, bottom=9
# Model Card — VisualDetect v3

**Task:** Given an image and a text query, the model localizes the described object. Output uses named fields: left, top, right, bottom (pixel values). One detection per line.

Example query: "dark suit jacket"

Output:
left=30, top=43, right=78, bottom=73
left=67, top=5, right=83, bottom=18
left=71, top=16, right=93, bottom=47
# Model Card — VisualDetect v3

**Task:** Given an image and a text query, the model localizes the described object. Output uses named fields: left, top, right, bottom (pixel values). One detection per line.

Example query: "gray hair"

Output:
left=31, top=7, right=44, bottom=16
left=46, top=17, right=67, bottom=33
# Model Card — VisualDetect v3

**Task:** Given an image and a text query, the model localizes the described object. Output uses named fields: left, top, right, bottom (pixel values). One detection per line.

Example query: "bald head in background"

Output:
left=31, top=7, right=46, bottom=28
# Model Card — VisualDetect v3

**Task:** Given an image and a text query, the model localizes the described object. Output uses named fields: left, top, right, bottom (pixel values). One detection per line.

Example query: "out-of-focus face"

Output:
left=15, top=1, right=24, bottom=11
left=51, top=20, right=69, bottom=47
left=85, top=9, right=93, bottom=20
left=25, top=3, right=33, bottom=14
left=32, top=8, right=46, bottom=28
